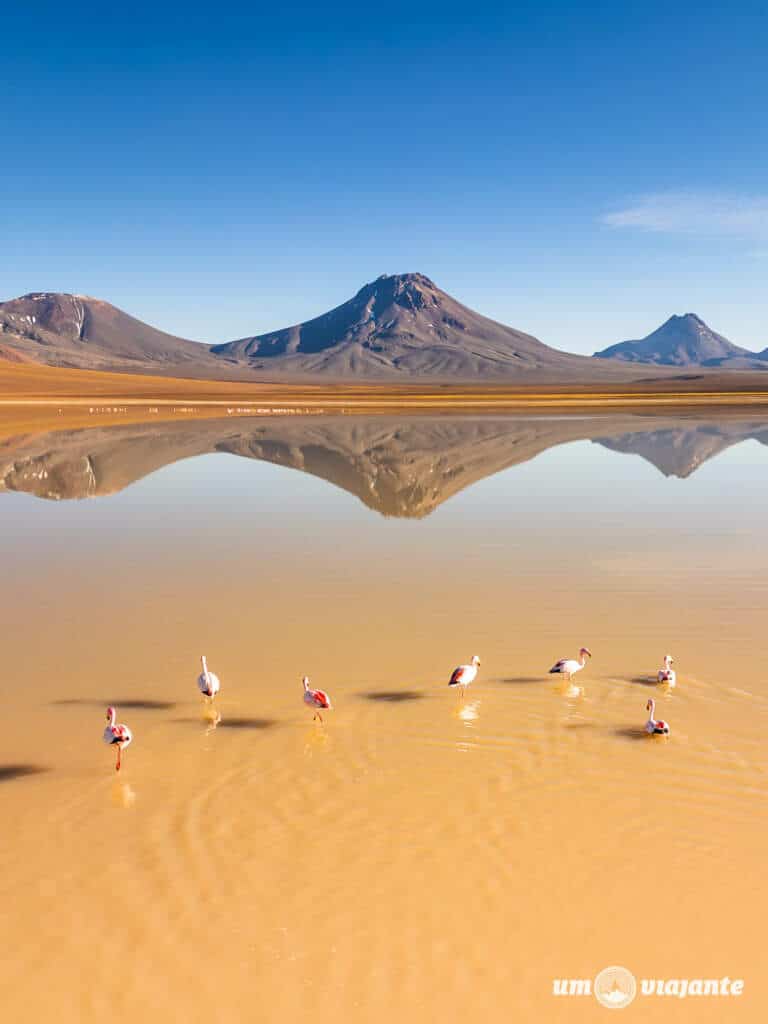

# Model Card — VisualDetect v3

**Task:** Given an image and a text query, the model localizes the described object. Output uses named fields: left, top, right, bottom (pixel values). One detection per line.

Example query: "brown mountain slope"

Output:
left=0, top=292, right=224, bottom=374
left=213, top=273, right=636, bottom=381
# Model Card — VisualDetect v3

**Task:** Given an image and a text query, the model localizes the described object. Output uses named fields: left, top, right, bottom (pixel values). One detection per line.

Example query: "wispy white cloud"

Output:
left=602, top=191, right=768, bottom=238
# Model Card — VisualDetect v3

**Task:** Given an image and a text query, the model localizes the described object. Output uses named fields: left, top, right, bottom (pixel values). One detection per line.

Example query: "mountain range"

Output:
left=0, top=276, right=765, bottom=381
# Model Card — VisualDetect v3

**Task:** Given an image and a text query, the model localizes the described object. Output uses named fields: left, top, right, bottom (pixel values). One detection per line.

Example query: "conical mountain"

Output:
left=213, top=273, right=615, bottom=379
left=594, top=313, right=751, bottom=366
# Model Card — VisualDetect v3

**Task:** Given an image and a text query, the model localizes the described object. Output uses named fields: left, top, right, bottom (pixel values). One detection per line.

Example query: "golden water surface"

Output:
left=1, top=412, right=766, bottom=1022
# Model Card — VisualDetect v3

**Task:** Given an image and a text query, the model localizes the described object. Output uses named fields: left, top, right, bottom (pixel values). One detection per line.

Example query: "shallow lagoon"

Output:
left=1, top=413, right=767, bottom=1022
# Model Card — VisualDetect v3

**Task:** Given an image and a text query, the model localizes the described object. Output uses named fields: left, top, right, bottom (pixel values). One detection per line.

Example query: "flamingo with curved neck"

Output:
left=549, top=646, right=592, bottom=682
left=448, top=654, right=481, bottom=695
left=645, top=698, right=670, bottom=735
left=303, top=676, right=332, bottom=722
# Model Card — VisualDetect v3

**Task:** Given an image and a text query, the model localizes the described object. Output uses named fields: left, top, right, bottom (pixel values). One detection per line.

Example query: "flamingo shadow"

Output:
left=51, top=698, right=177, bottom=710
left=613, top=726, right=649, bottom=742
left=628, top=676, right=659, bottom=687
left=217, top=717, right=277, bottom=730
left=359, top=690, right=426, bottom=703
left=497, top=677, right=543, bottom=685
left=0, top=763, right=50, bottom=783
left=169, top=716, right=217, bottom=725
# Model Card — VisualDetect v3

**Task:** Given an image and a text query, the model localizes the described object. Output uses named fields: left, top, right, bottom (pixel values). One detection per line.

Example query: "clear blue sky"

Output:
left=2, top=1, right=767, bottom=352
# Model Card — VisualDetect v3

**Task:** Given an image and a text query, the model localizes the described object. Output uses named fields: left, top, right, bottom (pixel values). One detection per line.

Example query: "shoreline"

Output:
left=3, top=360, right=768, bottom=424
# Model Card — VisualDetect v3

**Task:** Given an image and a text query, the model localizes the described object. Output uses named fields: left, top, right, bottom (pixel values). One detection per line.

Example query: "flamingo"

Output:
left=103, top=706, right=133, bottom=771
left=448, top=655, right=481, bottom=695
left=303, top=676, right=332, bottom=722
left=645, top=698, right=670, bottom=735
left=197, top=655, right=221, bottom=700
left=549, top=647, right=591, bottom=682
left=657, top=654, right=676, bottom=687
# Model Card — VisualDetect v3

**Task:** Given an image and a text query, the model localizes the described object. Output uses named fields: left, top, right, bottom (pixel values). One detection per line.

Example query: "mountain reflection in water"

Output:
left=1, top=413, right=766, bottom=517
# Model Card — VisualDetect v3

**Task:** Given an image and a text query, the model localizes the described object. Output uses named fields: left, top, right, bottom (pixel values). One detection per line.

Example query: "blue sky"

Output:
left=2, top=1, right=767, bottom=352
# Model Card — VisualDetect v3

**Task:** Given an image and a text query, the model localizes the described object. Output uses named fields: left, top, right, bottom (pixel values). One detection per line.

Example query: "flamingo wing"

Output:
left=449, top=666, right=466, bottom=685
left=312, top=689, right=331, bottom=708
left=549, top=659, right=567, bottom=673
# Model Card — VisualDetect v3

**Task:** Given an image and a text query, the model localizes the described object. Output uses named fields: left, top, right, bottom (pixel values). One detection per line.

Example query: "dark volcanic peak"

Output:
left=212, top=272, right=607, bottom=379
left=594, top=313, right=752, bottom=367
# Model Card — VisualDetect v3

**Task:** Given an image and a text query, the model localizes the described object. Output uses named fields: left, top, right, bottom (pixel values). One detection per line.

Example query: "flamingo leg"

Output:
left=115, top=744, right=122, bottom=772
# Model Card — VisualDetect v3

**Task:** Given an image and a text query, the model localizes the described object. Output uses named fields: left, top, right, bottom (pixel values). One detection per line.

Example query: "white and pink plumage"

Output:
left=197, top=655, right=221, bottom=699
left=657, top=654, right=676, bottom=687
left=303, top=676, right=332, bottom=722
left=448, top=654, right=481, bottom=694
left=645, top=698, right=670, bottom=735
left=549, top=647, right=592, bottom=682
left=103, top=706, right=133, bottom=771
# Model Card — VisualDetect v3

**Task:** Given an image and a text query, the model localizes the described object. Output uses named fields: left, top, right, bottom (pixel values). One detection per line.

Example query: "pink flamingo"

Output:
left=657, top=654, right=676, bottom=687
left=448, top=655, right=481, bottom=695
left=645, top=698, right=670, bottom=735
left=549, top=647, right=591, bottom=682
left=303, top=676, right=332, bottom=722
left=103, top=706, right=133, bottom=771
left=197, top=655, right=221, bottom=699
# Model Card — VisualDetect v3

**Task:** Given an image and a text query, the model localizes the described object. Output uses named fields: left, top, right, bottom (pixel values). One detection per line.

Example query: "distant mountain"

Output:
left=593, top=313, right=761, bottom=367
left=0, top=292, right=223, bottom=374
left=212, top=273, right=621, bottom=380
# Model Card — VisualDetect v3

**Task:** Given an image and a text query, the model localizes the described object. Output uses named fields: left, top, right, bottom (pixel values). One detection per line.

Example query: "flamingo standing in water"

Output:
left=103, top=706, right=133, bottom=771
left=549, top=647, right=592, bottom=682
left=448, top=655, right=481, bottom=695
left=645, top=698, right=670, bottom=735
left=197, top=655, right=221, bottom=700
left=657, top=654, right=676, bottom=687
left=303, top=676, right=332, bottom=722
